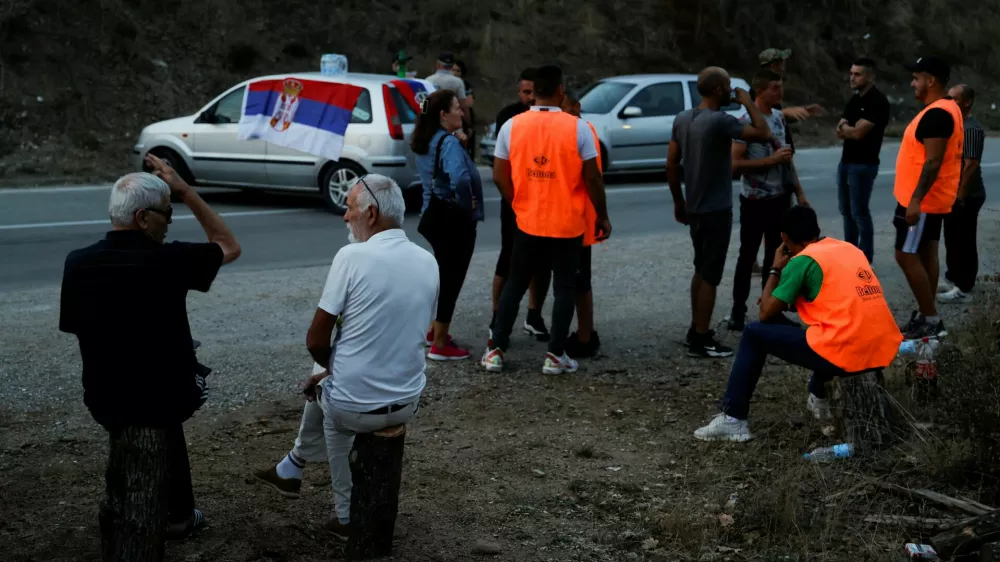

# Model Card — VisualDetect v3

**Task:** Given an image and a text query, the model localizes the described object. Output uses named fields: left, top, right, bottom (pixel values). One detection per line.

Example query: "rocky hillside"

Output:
left=1, top=0, right=998, bottom=185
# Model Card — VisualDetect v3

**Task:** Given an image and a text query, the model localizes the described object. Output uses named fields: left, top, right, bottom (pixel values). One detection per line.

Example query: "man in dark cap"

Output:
left=892, top=55, right=964, bottom=339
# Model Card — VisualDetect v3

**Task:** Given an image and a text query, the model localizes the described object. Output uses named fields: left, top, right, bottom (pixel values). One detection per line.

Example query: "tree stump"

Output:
left=930, top=509, right=1000, bottom=559
left=99, top=426, right=170, bottom=562
left=833, top=369, right=901, bottom=455
left=345, top=424, right=407, bottom=560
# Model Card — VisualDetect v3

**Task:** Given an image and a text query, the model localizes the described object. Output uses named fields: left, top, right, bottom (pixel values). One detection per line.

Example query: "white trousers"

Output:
left=290, top=389, right=418, bottom=521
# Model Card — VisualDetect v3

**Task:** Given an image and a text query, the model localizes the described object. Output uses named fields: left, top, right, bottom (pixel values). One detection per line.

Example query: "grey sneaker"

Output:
left=807, top=393, right=832, bottom=420
left=694, top=414, right=752, bottom=442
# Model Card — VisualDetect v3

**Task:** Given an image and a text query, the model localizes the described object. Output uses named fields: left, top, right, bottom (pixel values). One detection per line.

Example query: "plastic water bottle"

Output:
left=914, top=338, right=940, bottom=381
left=321, top=54, right=348, bottom=76
left=898, top=339, right=921, bottom=358
left=803, top=443, right=854, bottom=461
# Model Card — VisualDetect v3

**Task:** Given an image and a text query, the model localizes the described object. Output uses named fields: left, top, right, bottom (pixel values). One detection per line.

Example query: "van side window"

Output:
left=627, top=82, right=685, bottom=117
left=687, top=81, right=742, bottom=112
left=214, top=88, right=246, bottom=124
left=351, top=89, right=373, bottom=124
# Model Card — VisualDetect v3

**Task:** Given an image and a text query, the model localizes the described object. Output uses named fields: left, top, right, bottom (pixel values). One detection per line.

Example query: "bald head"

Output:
left=696, top=66, right=733, bottom=108
left=949, top=83, right=975, bottom=117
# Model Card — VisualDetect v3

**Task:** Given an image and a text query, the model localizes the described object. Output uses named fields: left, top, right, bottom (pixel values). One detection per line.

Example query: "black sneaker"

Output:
left=903, top=316, right=947, bottom=340
left=524, top=312, right=550, bottom=342
left=726, top=315, right=745, bottom=332
left=565, top=330, right=600, bottom=358
left=687, top=331, right=734, bottom=358
left=900, top=310, right=920, bottom=334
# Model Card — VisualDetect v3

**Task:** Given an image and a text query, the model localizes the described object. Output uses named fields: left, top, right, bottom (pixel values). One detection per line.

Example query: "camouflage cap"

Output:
left=759, top=48, right=792, bottom=66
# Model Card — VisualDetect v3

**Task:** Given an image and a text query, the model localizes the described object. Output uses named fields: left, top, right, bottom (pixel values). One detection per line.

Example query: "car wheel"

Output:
left=599, top=143, right=609, bottom=174
left=319, top=160, right=366, bottom=215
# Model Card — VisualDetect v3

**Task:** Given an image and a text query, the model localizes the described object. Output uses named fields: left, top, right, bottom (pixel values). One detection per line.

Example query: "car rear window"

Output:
left=351, top=89, right=373, bottom=124
left=390, top=89, right=417, bottom=124
left=687, top=81, right=742, bottom=113
left=579, top=81, right=636, bottom=114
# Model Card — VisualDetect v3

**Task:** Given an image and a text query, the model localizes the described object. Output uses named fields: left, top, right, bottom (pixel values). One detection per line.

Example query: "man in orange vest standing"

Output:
left=483, top=64, right=611, bottom=374
left=694, top=205, right=902, bottom=442
left=892, top=56, right=963, bottom=340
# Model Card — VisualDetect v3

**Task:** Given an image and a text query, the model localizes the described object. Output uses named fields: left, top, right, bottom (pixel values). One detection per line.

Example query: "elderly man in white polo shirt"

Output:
left=253, top=174, right=439, bottom=541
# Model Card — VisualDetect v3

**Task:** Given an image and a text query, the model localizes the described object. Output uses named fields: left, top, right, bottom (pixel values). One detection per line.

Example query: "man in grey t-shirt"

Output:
left=667, top=66, right=772, bottom=359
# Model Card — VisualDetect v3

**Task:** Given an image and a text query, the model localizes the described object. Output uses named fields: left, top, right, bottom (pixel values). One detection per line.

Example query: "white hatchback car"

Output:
left=132, top=72, right=434, bottom=213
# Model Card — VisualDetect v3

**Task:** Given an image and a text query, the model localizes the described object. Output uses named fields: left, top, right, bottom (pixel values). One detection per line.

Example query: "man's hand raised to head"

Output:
left=145, top=153, right=191, bottom=197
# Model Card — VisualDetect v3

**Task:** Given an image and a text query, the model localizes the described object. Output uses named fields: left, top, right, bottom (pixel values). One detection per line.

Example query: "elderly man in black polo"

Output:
left=59, top=154, right=241, bottom=561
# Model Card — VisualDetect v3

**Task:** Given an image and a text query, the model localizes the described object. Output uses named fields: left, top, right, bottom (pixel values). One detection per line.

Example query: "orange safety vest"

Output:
left=794, top=238, right=903, bottom=373
left=582, top=121, right=602, bottom=247
left=508, top=109, right=588, bottom=239
left=893, top=98, right=964, bottom=214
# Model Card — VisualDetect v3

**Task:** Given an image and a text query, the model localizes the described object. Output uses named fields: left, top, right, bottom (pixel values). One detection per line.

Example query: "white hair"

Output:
left=356, top=174, right=405, bottom=226
left=109, top=172, right=171, bottom=227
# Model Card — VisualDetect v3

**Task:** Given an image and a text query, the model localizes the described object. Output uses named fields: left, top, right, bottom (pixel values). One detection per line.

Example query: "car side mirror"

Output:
left=195, top=109, right=215, bottom=124
left=621, top=106, right=642, bottom=118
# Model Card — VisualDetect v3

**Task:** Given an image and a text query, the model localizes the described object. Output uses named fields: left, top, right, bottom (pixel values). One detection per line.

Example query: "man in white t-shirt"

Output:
left=253, top=174, right=439, bottom=541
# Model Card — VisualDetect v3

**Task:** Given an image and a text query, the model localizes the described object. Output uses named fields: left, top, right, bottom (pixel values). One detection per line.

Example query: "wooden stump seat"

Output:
left=345, top=424, right=407, bottom=560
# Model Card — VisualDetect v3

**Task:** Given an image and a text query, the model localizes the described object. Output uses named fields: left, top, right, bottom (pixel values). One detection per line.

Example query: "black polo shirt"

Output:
left=59, top=230, right=224, bottom=429
left=495, top=101, right=530, bottom=137
left=840, top=86, right=890, bottom=165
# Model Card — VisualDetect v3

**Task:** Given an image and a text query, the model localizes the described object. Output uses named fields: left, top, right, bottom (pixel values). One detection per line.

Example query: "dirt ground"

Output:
left=5, top=343, right=994, bottom=562
left=4, top=219, right=1000, bottom=561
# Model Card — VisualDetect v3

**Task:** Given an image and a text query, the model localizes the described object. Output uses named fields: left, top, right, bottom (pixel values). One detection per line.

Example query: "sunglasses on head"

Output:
left=358, top=176, right=380, bottom=215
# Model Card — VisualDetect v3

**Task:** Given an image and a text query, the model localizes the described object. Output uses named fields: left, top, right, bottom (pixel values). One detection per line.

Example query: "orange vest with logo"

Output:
left=893, top=98, right=964, bottom=214
left=794, top=238, right=903, bottom=373
left=582, top=121, right=602, bottom=247
left=509, top=109, right=588, bottom=238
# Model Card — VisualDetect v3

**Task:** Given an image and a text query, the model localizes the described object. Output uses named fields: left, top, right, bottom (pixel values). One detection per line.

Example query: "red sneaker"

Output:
left=427, top=341, right=470, bottom=361
left=425, top=329, right=434, bottom=346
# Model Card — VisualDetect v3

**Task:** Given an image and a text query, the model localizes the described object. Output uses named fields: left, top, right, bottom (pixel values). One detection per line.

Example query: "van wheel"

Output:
left=320, top=161, right=366, bottom=215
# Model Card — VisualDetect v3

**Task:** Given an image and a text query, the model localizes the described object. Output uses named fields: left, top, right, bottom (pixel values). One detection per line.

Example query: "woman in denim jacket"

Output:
left=412, top=89, right=484, bottom=361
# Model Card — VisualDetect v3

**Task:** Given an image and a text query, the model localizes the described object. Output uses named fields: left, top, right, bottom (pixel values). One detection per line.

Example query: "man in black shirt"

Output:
left=939, top=84, right=987, bottom=304
left=60, top=154, right=241, bottom=557
left=835, top=57, right=891, bottom=264
left=490, top=67, right=553, bottom=343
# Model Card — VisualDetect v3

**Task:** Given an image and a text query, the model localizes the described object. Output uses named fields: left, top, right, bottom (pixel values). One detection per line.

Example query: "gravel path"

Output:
left=4, top=208, right=998, bottom=425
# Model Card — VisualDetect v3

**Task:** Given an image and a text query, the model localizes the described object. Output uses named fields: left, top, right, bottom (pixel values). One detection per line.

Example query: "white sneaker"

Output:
left=937, top=279, right=955, bottom=293
left=542, top=352, right=578, bottom=375
left=693, top=413, right=753, bottom=442
left=481, top=347, right=504, bottom=372
left=937, top=286, right=971, bottom=304
left=807, top=393, right=832, bottom=420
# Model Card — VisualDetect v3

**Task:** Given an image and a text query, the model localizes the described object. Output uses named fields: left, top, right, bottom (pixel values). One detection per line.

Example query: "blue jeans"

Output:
left=837, top=162, right=879, bottom=264
left=721, top=322, right=846, bottom=420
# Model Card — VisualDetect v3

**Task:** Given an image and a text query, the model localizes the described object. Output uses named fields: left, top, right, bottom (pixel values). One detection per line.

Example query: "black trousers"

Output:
left=493, top=229, right=581, bottom=355
left=732, top=194, right=791, bottom=319
left=418, top=197, right=477, bottom=324
left=943, top=196, right=985, bottom=293
left=100, top=425, right=194, bottom=561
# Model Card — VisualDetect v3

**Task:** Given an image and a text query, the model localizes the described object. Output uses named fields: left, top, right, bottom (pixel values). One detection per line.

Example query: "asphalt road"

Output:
left=2, top=141, right=998, bottom=291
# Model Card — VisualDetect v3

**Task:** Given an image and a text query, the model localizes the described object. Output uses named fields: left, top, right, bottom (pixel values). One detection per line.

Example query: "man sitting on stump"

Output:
left=253, top=175, right=438, bottom=541
left=694, top=206, right=903, bottom=442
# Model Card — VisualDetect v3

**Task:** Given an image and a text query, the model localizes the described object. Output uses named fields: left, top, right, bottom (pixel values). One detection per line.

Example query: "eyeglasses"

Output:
left=358, top=176, right=380, bottom=215
left=144, top=206, right=173, bottom=221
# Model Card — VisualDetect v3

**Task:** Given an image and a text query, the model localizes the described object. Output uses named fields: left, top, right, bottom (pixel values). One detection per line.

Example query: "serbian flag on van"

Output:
left=390, top=79, right=433, bottom=114
left=237, top=77, right=364, bottom=161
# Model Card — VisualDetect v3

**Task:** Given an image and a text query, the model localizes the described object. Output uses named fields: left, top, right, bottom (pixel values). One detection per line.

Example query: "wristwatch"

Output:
left=768, top=268, right=782, bottom=278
